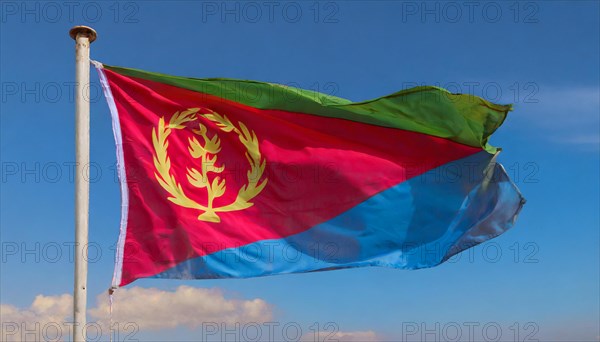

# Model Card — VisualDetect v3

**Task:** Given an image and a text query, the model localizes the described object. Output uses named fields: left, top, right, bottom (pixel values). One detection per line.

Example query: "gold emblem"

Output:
left=152, top=108, right=268, bottom=223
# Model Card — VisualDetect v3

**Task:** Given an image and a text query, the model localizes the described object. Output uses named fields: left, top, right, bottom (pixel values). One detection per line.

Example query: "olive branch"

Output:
left=152, top=108, right=207, bottom=211
left=186, top=120, right=226, bottom=222
left=152, top=108, right=268, bottom=223
left=201, top=110, right=268, bottom=213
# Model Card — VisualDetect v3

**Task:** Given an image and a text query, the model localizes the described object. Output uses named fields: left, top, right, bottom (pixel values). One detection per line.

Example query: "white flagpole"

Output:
left=69, top=25, right=96, bottom=342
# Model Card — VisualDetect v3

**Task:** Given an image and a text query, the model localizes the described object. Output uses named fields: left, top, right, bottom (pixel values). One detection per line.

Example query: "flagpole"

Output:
left=69, top=25, right=96, bottom=342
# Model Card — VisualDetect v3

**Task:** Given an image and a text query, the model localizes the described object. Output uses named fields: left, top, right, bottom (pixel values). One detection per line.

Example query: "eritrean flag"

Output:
left=95, top=62, right=525, bottom=287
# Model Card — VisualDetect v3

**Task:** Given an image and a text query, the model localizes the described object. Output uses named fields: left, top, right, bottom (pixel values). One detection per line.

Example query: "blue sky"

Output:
left=1, top=1, right=599, bottom=341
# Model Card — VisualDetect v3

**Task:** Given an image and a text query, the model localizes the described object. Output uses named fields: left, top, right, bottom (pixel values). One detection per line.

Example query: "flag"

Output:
left=94, top=62, right=525, bottom=287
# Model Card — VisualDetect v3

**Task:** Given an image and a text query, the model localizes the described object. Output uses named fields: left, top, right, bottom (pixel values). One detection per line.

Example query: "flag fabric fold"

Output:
left=95, top=62, right=525, bottom=287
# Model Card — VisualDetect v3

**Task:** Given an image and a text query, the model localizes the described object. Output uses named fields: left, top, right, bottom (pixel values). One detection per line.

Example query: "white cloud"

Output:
left=89, top=286, right=273, bottom=330
left=559, top=134, right=600, bottom=147
left=511, top=86, right=599, bottom=149
left=516, top=87, right=599, bottom=123
left=0, top=294, right=72, bottom=341
left=2, top=289, right=383, bottom=341
left=2, top=286, right=273, bottom=340
left=302, top=330, right=381, bottom=341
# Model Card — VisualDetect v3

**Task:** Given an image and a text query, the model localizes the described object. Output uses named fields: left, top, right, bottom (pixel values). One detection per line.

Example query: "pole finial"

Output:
left=69, top=26, right=97, bottom=43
